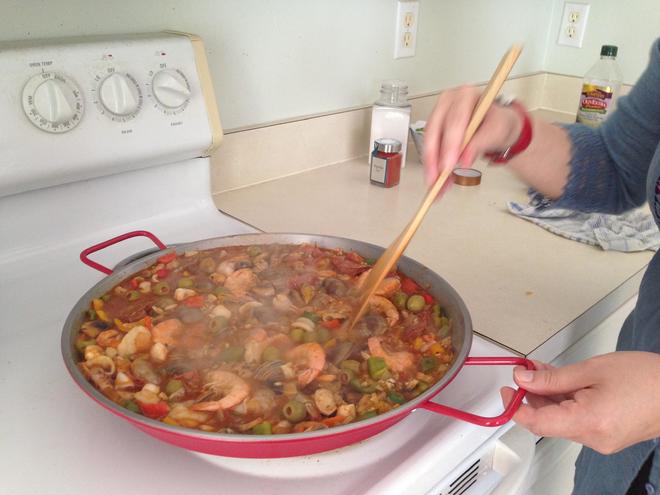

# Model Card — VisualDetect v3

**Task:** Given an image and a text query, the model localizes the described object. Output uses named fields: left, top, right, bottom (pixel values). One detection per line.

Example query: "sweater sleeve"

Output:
left=554, top=38, right=660, bottom=214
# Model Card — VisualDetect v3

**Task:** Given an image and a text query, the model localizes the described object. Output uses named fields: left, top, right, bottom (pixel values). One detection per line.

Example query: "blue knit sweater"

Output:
left=555, top=39, right=660, bottom=495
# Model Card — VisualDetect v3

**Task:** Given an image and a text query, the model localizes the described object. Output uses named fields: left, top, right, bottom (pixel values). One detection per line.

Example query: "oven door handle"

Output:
left=419, top=356, right=535, bottom=426
left=80, top=230, right=167, bottom=275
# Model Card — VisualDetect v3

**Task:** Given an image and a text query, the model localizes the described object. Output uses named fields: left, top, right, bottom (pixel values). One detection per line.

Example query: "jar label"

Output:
left=576, top=83, right=614, bottom=128
left=370, top=156, right=387, bottom=184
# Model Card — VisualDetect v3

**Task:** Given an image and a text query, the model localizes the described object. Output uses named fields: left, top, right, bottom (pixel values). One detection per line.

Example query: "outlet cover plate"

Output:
left=394, top=0, right=420, bottom=59
left=557, top=2, right=590, bottom=48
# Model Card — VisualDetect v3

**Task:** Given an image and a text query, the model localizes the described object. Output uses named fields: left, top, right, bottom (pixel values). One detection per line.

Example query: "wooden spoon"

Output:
left=348, top=44, right=523, bottom=330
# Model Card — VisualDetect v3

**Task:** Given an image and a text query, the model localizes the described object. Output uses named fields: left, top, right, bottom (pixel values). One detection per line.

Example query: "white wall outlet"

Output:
left=394, top=0, right=420, bottom=59
left=557, top=2, right=590, bottom=48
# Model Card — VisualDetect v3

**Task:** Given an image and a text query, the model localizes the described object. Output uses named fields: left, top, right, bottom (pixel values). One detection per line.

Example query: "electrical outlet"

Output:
left=394, top=0, right=419, bottom=59
left=557, top=2, right=590, bottom=48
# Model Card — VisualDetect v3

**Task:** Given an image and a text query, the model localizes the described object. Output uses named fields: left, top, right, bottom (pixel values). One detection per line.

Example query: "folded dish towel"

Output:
left=507, top=191, right=660, bottom=252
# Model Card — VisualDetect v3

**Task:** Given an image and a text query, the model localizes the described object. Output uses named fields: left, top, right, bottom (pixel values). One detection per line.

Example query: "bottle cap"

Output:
left=374, top=138, right=402, bottom=153
left=600, top=45, right=618, bottom=57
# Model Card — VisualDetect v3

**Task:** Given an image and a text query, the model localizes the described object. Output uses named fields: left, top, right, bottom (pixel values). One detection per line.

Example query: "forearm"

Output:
left=504, top=115, right=572, bottom=199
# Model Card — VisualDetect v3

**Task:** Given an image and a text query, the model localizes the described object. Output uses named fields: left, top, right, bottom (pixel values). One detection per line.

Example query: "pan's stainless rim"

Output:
left=61, top=232, right=473, bottom=444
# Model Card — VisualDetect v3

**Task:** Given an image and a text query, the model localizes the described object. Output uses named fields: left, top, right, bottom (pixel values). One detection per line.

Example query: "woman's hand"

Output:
left=500, top=352, right=660, bottom=454
left=422, top=86, right=522, bottom=188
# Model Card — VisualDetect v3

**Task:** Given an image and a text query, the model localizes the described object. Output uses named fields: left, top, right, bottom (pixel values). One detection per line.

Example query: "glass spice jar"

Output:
left=370, top=138, right=402, bottom=188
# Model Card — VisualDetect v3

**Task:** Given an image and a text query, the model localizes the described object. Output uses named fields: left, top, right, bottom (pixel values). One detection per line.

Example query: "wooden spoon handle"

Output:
left=348, top=44, right=523, bottom=329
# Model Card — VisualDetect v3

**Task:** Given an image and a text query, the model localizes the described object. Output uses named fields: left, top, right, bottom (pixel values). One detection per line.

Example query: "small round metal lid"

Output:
left=374, top=138, right=402, bottom=153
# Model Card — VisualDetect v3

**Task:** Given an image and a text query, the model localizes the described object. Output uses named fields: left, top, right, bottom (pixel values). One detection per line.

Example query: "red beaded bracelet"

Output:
left=485, top=101, right=532, bottom=164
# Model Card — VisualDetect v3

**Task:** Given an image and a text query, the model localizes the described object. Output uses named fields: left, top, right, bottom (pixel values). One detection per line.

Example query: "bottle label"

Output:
left=576, top=83, right=613, bottom=128
left=370, top=156, right=387, bottom=184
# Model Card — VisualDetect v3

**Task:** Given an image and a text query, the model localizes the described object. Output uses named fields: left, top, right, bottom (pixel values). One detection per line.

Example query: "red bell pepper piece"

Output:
left=421, top=292, right=435, bottom=304
left=157, top=252, right=177, bottom=264
left=400, top=276, right=421, bottom=295
left=138, top=401, right=170, bottom=419
left=156, top=268, right=169, bottom=279
left=182, top=295, right=204, bottom=308
left=320, top=318, right=342, bottom=330
left=345, top=251, right=364, bottom=264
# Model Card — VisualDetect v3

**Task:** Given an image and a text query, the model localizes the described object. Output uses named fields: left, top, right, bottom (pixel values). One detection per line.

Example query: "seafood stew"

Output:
left=75, top=243, right=455, bottom=435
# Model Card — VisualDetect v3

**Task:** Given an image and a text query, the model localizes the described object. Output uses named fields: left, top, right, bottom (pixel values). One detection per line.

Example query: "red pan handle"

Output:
left=419, top=356, right=535, bottom=426
left=80, top=230, right=167, bottom=275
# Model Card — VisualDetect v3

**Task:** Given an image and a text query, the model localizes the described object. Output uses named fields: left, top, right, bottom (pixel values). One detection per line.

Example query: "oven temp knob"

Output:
left=151, top=69, right=191, bottom=111
left=98, top=72, right=142, bottom=120
left=22, top=72, right=84, bottom=133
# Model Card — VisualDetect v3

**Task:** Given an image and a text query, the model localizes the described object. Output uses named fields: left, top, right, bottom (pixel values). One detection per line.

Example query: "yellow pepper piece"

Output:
left=323, top=338, right=337, bottom=349
left=428, top=343, right=444, bottom=355
left=114, top=318, right=128, bottom=332
left=96, top=309, right=110, bottom=322
left=92, top=298, right=104, bottom=311
left=300, top=284, right=315, bottom=304
left=162, top=416, right=179, bottom=426
left=413, top=337, right=424, bottom=350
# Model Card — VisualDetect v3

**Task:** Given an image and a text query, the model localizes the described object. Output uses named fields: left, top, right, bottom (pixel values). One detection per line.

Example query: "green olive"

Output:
left=123, top=399, right=140, bottom=414
left=282, top=400, right=307, bottom=423
left=262, top=346, right=281, bottom=362
left=392, top=291, right=408, bottom=310
left=177, top=277, right=195, bottom=288
left=350, top=377, right=377, bottom=394
left=302, top=330, right=318, bottom=343
left=153, top=281, right=170, bottom=295
left=199, top=257, right=216, bottom=274
left=252, top=421, right=272, bottom=435
left=340, top=359, right=360, bottom=374
left=406, top=294, right=426, bottom=313
left=218, top=346, right=245, bottom=363
left=290, top=327, right=305, bottom=343
left=126, top=290, right=141, bottom=301
left=420, top=356, right=439, bottom=372
left=165, top=379, right=184, bottom=396
left=208, top=315, right=229, bottom=336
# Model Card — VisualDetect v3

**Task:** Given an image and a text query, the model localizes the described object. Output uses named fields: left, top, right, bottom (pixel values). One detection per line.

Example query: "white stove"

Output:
left=0, top=33, right=534, bottom=495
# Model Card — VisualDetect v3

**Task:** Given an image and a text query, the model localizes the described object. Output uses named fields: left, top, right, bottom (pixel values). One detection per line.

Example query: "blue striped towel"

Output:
left=507, top=191, right=660, bottom=252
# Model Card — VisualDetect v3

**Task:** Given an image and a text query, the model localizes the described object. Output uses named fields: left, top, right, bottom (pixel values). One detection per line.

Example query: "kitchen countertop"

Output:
left=214, top=110, right=653, bottom=358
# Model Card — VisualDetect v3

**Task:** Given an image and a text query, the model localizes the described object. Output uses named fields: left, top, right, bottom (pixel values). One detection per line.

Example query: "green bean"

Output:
left=127, top=290, right=141, bottom=301
left=177, top=277, right=194, bottom=288
left=282, top=400, right=307, bottom=423
left=387, top=391, right=406, bottom=404
left=252, top=421, right=272, bottom=435
left=392, top=291, right=408, bottom=310
left=199, top=257, right=216, bottom=273
left=350, top=377, right=377, bottom=394
left=290, top=327, right=305, bottom=343
left=75, top=339, right=96, bottom=353
left=124, top=399, right=140, bottom=414
left=432, top=304, right=443, bottom=317
left=246, top=246, right=261, bottom=257
left=340, top=360, right=360, bottom=374
left=153, top=282, right=170, bottom=295
left=218, top=346, right=245, bottom=363
left=316, top=327, right=331, bottom=343
left=420, top=356, right=439, bottom=373
left=303, top=311, right=320, bottom=323
left=406, top=294, right=426, bottom=313
left=368, top=356, right=390, bottom=380
left=208, top=315, right=229, bottom=336
left=165, top=379, right=184, bottom=396
left=262, top=346, right=281, bottom=362
left=87, top=309, right=97, bottom=321
left=357, top=409, right=378, bottom=421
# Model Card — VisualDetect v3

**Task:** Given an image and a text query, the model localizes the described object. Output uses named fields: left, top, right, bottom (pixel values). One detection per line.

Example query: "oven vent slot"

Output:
left=447, top=459, right=480, bottom=495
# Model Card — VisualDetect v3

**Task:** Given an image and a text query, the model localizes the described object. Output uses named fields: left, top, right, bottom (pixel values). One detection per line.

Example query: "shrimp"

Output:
left=151, top=318, right=183, bottom=346
left=224, top=268, right=258, bottom=296
left=191, top=370, right=250, bottom=411
left=368, top=337, right=415, bottom=374
left=356, top=270, right=402, bottom=297
left=96, top=329, right=122, bottom=348
left=286, top=342, right=326, bottom=387
left=246, top=387, right=277, bottom=416
left=245, top=331, right=293, bottom=364
left=117, top=325, right=152, bottom=357
left=369, top=295, right=400, bottom=327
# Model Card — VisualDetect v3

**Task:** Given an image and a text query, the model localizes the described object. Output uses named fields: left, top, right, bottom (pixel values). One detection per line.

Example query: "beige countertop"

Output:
left=215, top=111, right=653, bottom=357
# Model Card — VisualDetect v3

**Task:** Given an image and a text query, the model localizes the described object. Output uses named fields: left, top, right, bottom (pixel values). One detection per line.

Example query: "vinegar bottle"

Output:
left=576, top=45, right=623, bottom=128
left=369, top=80, right=412, bottom=167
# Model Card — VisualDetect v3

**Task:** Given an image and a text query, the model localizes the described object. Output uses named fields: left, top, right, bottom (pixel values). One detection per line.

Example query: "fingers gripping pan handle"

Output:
left=419, top=357, right=535, bottom=427
left=80, top=230, right=167, bottom=275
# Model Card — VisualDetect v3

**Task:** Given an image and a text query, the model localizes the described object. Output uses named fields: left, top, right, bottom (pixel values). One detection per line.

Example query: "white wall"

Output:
left=544, top=0, right=660, bottom=84
left=0, top=0, right=552, bottom=130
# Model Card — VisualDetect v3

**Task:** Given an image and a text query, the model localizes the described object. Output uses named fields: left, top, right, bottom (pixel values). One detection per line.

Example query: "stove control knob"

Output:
left=99, top=72, right=141, bottom=117
left=151, top=69, right=191, bottom=109
left=22, top=72, right=84, bottom=133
